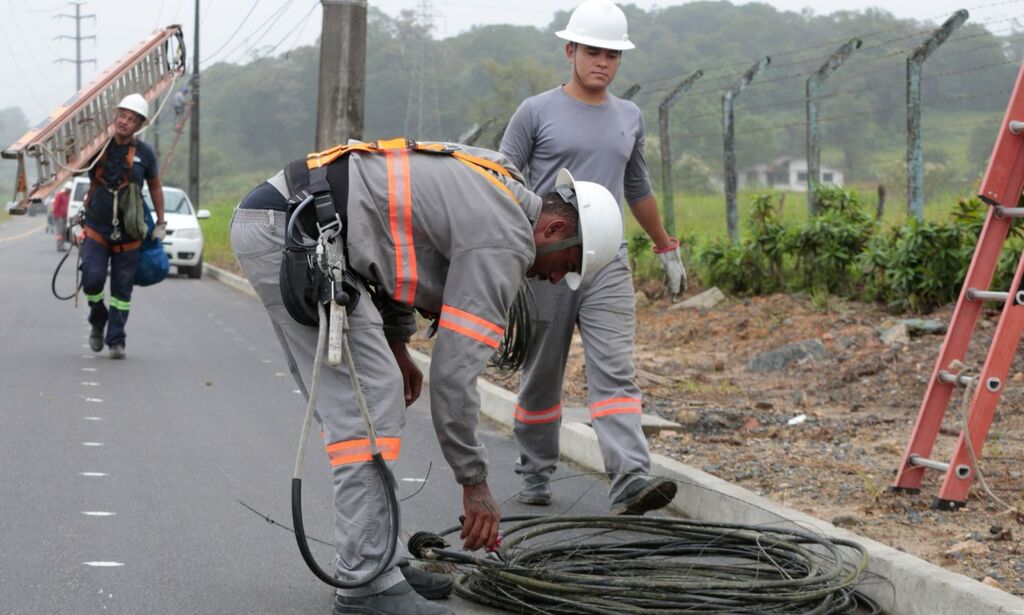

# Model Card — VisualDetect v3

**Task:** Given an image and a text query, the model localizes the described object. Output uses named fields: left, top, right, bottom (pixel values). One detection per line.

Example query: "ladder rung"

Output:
left=937, top=370, right=975, bottom=387
left=908, top=455, right=973, bottom=479
left=967, top=288, right=1008, bottom=302
left=994, top=206, right=1024, bottom=218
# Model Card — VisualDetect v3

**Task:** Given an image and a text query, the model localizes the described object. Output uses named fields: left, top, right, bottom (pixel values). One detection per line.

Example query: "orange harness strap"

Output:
left=84, top=226, right=141, bottom=253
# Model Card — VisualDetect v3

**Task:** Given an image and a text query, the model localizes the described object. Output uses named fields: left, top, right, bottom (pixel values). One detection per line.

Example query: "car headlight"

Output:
left=174, top=228, right=201, bottom=239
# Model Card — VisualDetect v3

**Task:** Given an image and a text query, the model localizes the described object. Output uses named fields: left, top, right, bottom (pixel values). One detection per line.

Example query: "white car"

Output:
left=144, top=186, right=209, bottom=279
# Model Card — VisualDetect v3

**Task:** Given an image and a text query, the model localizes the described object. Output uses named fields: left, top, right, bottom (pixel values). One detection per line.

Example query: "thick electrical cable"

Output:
left=410, top=514, right=878, bottom=614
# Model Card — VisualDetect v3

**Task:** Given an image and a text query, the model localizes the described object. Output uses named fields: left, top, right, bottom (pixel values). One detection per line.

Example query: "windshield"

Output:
left=73, top=182, right=90, bottom=202
left=143, top=188, right=193, bottom=215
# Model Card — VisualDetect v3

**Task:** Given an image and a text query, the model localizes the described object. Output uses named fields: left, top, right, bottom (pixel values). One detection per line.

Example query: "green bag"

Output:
left=119, top=183, right=149, bottom=241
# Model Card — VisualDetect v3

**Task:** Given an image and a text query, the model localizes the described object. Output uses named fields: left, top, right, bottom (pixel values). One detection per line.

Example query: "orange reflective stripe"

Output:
left=590, top=397, right=642, bottom=419
left=326, top=437, right=401, bottom=467
left=439, top=304, right=504, bottom=348
left=306, top=142, right=377, bottom=169
left=385, top=148, right=417, bottom=305
left=514, top=402, right=562, bottom=425
left=451, top=150, right=512, bottom=178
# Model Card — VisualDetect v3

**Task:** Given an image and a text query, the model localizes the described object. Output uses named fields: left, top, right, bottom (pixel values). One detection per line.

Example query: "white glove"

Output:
left=152, top=222, right=167, bottom=241
left=654, top=238, right=687, bottom=299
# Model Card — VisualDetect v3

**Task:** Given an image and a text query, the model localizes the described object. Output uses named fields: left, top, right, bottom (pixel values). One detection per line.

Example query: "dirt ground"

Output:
left=426, top=285, right=1024, bottom=598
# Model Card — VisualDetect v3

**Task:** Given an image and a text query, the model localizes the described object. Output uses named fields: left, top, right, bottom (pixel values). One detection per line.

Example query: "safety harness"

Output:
left=81, top=139, right=142, bottom=251
left=279, top=137, right=521, bottom=327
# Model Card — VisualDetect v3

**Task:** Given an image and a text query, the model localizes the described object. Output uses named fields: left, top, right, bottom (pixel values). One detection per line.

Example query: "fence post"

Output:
left=806, top=38, right=861, bottom=215
left=723, top=57, right=771, bottom=242
left=907, top=9, right=969, bottom=219
left=621, top=82, right=642, bottom=101
left=658, top=70, right=704, bottom=237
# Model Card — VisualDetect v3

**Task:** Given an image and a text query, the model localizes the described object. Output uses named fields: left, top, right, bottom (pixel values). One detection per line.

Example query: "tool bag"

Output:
left=134, top=210, right=169, bottom=286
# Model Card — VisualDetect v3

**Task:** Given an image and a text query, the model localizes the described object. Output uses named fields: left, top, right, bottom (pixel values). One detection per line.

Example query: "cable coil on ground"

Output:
left=411, top=514, right=878, bottom=614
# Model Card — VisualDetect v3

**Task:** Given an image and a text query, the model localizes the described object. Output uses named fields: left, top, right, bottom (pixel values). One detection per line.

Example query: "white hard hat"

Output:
left=556, top=0, right=635, bottom=51
left=555, top=169, right=623, bottom=290
left=117, top=93, right=149, bottom=122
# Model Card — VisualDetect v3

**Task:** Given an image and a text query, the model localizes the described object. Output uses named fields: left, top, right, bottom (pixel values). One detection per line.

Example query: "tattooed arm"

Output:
left=460, top=481, right=500, bottom=551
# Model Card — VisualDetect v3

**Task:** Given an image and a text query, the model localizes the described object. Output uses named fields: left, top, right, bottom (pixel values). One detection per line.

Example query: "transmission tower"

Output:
left=55, top=2, right=97, bottom=91
left=403, top=0, right=442, bottom=140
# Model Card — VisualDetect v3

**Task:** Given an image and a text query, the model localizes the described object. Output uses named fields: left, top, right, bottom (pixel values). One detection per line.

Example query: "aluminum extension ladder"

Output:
left=2, top=25, right=186, bottom=213
left=891, top=62, right=1024, bottom=510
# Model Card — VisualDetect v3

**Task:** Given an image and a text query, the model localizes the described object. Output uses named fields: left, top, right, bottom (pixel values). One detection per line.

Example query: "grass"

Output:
left=199, top=198, right=240, bottom=270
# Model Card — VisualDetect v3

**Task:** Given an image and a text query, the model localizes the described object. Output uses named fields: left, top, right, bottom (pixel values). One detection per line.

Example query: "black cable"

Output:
left=411, top=514, right=877, bottom=614
left=291, top=452, right=400, bottom=589
left=491, top=281, right=535, bottom=373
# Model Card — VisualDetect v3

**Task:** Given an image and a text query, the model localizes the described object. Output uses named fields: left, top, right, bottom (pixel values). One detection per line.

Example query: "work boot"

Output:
left=610, top=477, right=678, bottom=516
left=89, top=325, right=104, bottom=352
left=398, top=558, right=453, bottom=600
left=109, top=344, right=126, bottom=360
left=332, top=581, right=453, bottom=615
left=516, top=472, right=552, bottom=506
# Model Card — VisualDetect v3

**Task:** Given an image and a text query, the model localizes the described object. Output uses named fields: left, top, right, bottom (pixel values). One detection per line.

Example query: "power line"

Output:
left=201, top=0, right=261, bottom=64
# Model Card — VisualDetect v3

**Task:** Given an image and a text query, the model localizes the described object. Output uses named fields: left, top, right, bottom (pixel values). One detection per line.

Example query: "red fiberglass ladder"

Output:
left=2, top=26, right=186, bottom=213
left=891, top=62, right=1024, bottom=510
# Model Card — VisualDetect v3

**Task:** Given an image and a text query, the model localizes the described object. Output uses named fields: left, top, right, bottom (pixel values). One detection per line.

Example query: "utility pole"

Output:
left=188, top=0, right=200, bottom=207
left=55, top=2, right=96, bottom=91
left=806, top=38, right=861, bottom=215
left=723, top=57, right=771, bottom=242
left=317, top=0, right=368, bottom=148
left=403, top=0, right=441, bottom=140
left=906, top=9, right=968, bottom=219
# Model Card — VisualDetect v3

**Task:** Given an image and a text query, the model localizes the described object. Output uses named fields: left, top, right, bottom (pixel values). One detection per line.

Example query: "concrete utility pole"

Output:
left=658, top=70, right=703, bottom=237
left=723, top=57, right=771, bottom=242
left=55, top=2, right=96, bottom=91
left=906, top=9, right=968, bottom=219
left=188, top=0, right=200, bottom=208
left=317, top=0, right=368, bottom=148
left=806, top=38, right=861, bottom=215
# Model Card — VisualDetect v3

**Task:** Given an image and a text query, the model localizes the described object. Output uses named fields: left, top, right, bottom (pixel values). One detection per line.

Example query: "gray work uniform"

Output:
left=500, top=85, right=654, bottom=504
left=230, top=143, right=540, bottom=596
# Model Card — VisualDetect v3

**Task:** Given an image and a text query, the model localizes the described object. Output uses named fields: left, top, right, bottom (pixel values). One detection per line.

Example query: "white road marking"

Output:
left=83, top=562, right=124, bottom=567
left=82, top=511, right=116, bottom=517
left=84, top=416, right=103, bottom=421
left=401, top=478, right=426, bottom=483
left=82, top=442, right=105, bottom=447
left=81, top=367, right=98, bottom=372
left=261, top=359, right=272, bottom=364
left=81, top=382, right=100, bottom=387
left=275, top=372, right=286, bottom=377
left=79, top=472, right=109, bottom=477
left=85, top=398, right=104, bottom=403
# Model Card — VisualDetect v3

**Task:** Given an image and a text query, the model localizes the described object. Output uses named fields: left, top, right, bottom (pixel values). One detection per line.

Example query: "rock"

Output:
left=674, top=409, right=701, bottom=425
left=944, top=540, right=989, bottom=558
left=898, top=318, right=947, bottom=336
left=746, top=339, right=830, bottom=372
left=742, top=416, right=762, bottom=430
left=634, top=291, right=649, bottom=308
left=880, top=323, right=910, bottom=346
left=832, top=513, right=862, bottom=528
left=670, top=287, right=726, bottom=311
left=982, top=576, right=1003, bottom=589
left=754, top=400, right=774, bottom=410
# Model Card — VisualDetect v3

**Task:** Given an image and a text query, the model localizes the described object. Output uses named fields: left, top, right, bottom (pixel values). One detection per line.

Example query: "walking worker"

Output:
left=500, top=0, right=686, bottom=515
left=52, top=183, right=70, bottom=251
left=230, top=138, right=622, bottom=615
left=80, top=93, right=166, bottom=360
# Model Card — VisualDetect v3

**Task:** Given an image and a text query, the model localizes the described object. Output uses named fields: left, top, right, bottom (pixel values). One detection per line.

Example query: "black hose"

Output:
left=491, top=282, right=535, bottom=373
left=291, top=452, right=400, bottom=589
left=51, top=243, right=81, bottom=301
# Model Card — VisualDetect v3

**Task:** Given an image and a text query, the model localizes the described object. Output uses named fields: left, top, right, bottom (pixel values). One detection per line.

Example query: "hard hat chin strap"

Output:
left=536, top=234, right=582, bottom=257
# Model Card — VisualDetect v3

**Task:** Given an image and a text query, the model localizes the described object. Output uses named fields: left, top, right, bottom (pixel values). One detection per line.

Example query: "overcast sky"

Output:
left=0, top=0, right=1015, bottom=125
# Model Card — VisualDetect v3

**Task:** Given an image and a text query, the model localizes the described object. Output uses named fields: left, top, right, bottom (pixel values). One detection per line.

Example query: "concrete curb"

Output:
left=209, top=262, right=1024, bottom=615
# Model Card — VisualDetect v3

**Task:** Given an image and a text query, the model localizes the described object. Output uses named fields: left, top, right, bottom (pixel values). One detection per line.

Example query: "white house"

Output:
left=738, top=156, right=844, bottom=192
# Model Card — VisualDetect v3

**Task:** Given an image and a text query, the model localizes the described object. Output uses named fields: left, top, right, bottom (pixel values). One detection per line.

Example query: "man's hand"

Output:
left=654, top=237, right=687, bottom=300
left=152, top=222, right=167, bottom=241
left=387, top=339, right=423, bottom=406
left=460, top=481, right=500, bottom=551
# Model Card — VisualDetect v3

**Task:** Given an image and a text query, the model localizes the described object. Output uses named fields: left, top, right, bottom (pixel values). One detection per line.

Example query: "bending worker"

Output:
left=230, top=138, right=622, bottom=615
left=80, top=93, right=166, bottom=360
left=500, top=0, right=686, bottom=515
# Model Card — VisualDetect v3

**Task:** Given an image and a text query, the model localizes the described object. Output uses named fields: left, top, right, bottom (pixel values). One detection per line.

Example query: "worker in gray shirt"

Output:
left=231, top=138, right=623, bottom=615
left=500, top=0, right=686, bottom=515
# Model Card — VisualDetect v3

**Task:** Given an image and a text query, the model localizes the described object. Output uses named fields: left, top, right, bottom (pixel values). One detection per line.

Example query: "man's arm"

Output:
left=629, top=194, right=672, bottom=250
left=147, top=175, right=165, bottom=225
left=498, top=100, right=535, bottom=182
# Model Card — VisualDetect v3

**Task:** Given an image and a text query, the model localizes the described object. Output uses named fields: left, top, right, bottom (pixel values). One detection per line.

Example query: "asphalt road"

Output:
left=0, top=215, right=613, bottom=615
